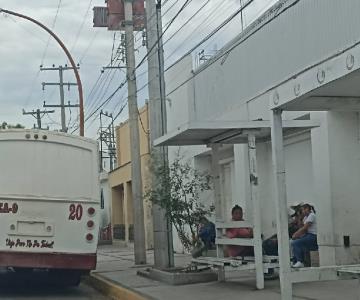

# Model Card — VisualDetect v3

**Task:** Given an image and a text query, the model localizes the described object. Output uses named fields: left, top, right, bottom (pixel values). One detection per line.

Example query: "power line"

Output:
left=41, top=0, right=62, bottom=65
left=135, top=0, right=193, bottom=70
left=163, top=0, right=232, bottom=61
left=165, top=0, right=253, bottom=72
left=163, top=0, right=210, bottom=47
left=71, top=0, right=93, bottom=52
left=79, top=30, right=99, bottom=64
left=165, top=0, right=294, bottom=97
left=77, top=0, right=194, bottom=134
left=86, top=70, right=113, bottom=112
left=86, top=69, right=119, bottom=121
left=81, top=0, right=181, bottom=124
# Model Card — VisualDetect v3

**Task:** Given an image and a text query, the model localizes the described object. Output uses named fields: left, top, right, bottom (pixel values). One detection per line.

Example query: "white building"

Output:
left=162, top=0, right=360, bottom=268
left=99, top=172, right=112, bottom=229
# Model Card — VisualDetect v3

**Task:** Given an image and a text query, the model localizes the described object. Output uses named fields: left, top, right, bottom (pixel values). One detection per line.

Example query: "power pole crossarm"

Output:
left=43, top=102, right=79, bottom=108
left=42, top=82, right=77, bottom=87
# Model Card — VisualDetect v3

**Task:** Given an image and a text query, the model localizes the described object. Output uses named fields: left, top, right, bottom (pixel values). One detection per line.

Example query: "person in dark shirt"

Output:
left=192, top=217, right=216, bottom=258
left=198, top=217, right=216, bottom=250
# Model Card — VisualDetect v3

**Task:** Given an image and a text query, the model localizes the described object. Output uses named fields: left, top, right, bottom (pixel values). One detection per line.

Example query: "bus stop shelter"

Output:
left=269, top=36, right=360, bottom=299
left=155, top=119, right=318, bottom=290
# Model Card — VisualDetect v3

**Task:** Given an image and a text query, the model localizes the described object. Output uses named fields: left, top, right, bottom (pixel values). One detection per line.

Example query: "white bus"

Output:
left=0, top=130, right=100, bottom=284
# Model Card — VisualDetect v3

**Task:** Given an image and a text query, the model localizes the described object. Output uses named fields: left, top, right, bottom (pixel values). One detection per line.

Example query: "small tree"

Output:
left=146, top=152, right=214, bottom=251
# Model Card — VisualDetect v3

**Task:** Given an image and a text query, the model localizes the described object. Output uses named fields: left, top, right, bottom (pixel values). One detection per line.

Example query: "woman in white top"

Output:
left=290, top=203, right=318, bottom=268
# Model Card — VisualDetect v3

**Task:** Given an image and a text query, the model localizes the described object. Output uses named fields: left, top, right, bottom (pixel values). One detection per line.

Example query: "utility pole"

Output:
left=146, top=0, right=174, bottom=268
left=124, top=0, right=147, bottom=265
left=99, top=110, right=117, bottom=171
left=41, top=65, right=80, bottom=132
left=22, top=108, right=55, bottom=130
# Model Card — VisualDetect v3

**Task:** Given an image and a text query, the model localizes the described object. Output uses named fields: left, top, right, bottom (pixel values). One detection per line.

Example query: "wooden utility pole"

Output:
left=124, top=0, right=147, bottom=265
left=41, top=65, right=79, bottom=132
left=22, top=108, right=55, bottom=130
left=146, top=0, right=174, bottom=268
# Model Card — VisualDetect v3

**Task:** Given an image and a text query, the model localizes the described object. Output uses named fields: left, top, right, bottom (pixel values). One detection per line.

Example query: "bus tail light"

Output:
left=87, top=220, right=94, bottom=228
left=88, top=207, right=95, bottom=216
left=86, top=233, right=93, bottom=242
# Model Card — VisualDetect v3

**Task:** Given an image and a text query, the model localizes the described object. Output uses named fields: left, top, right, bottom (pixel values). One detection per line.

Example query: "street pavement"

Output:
left=93, top=244, right=360, bottom=300
left=0, top=268, right=109, bottom=300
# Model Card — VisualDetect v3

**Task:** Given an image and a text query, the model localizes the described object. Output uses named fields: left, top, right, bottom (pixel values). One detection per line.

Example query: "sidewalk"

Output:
left=90, top=244, right=360, bottom=300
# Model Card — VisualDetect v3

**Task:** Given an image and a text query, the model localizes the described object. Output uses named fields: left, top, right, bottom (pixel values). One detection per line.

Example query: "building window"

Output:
left=100, top=188, right=105, bottom=209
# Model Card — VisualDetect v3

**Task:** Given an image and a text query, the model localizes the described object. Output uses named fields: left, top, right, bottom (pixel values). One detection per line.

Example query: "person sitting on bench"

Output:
left=291, top=203, right=318, bottom=268
left=191, top=217, right=216, bottom=258
left=263, top=202, right=304, bottom=256
left=225, top=205, right=253, bottom=257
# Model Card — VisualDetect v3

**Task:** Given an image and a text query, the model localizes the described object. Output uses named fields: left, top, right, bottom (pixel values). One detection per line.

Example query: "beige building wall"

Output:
left=109, top=103, right=153, bottom=249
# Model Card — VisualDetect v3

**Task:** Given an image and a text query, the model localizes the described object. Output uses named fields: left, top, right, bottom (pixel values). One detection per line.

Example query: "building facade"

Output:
left=108, top=103, right=154, bottom=249
left=163, top=0, right=360, bottom=265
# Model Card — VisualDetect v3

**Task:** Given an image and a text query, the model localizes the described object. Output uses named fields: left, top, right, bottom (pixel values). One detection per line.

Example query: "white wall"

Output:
left=99, top=172, right=111, bottom=228
left=164, top=0, right=360, bottom=265
left=191, top=0, right=360, bottom=122
left=312, top=112, right=360, bottom=265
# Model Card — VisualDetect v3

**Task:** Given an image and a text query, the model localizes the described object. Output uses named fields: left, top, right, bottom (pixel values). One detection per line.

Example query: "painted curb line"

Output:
left=85, top=272, right=151, bottom=300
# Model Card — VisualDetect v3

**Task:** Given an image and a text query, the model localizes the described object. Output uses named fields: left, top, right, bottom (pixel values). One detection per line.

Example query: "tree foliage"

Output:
left=1, top=122, right=25, bottom=129
left=146, top=151, right=214, bottom=251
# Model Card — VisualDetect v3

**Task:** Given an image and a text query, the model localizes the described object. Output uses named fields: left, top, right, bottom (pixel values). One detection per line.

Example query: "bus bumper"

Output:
left=0, top=251, right=97, bottom=270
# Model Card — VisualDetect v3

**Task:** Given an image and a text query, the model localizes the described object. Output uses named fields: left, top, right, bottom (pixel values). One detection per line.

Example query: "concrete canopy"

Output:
left=270, top=40, right=360, bottom=112
left=154, top=120, right=319, bottom=146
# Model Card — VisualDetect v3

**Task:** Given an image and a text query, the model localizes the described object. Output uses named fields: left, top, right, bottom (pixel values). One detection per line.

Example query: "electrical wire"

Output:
left=71, top=0, right=94, bottom=52
left=79, top=30, right=99, bottom=64
left=85, top=69, right=119, bottom=124
left=163, top=0, right=210, bottom=47
left=110, top=32, right=117, bottom=65
left=76, top=0, right=197, bottom=134
left=41, top=0, right=62, bottom=65
left=165, top=0, right=288, bottom=97
left=163, top=0, right=232, bottom=62
left=135, top=0, right=193, bottom=70
left=165, top=0, right=253, bottom=72
left=138, top=108, right=148, bottom=135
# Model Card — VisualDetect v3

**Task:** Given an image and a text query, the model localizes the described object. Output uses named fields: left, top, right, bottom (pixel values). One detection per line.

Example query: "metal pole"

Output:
left=109, top=123, right=114, bottom=171
left=100, top=112, right=103, bottom=172
left=58, top=66, right=67, bottom=132
left=146, top=0, right=174, bottom=268
left=247, top=132, right=264, bottom=289
left=270, top=109, right=292, bottom=300
left=210, top=143, right=225, bottom=281
left=124, top=0, right=146, bottom=265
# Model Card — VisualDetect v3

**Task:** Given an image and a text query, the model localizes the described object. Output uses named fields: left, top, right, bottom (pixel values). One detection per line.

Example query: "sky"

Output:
left=0, top=0, right=277, bottom=138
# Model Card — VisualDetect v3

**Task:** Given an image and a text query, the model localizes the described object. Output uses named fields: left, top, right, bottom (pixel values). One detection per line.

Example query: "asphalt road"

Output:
left=0, top=269, right=109, bottom=300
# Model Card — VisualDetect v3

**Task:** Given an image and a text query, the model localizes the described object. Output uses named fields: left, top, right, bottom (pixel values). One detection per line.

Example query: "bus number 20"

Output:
left=69, top=204, right=83, bottom=221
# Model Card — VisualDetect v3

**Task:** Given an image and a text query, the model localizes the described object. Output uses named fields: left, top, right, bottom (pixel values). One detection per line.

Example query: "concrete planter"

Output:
left=137, top=267, right=218, bottom=285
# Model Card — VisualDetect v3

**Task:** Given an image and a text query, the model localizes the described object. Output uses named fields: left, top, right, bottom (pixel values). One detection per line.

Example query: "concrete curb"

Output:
left=84, top=273, right=152, bottom=300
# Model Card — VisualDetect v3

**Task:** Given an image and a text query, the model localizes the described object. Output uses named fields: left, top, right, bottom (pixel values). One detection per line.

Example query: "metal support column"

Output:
left=270, top=109, right=292, bottom=300
left=210, top=144, right=226, bottom=281
left=247, top=132, right=264, bottom=289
